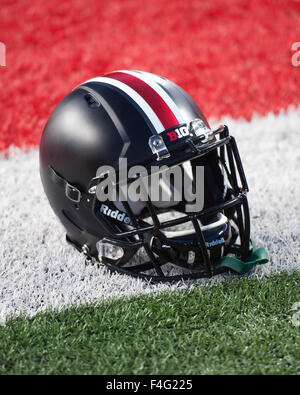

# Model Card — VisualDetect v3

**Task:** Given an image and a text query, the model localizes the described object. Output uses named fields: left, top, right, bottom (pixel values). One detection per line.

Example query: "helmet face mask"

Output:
left=87, top=123, right=251, bottom=281
left=40, top=70, right=267, bottom=282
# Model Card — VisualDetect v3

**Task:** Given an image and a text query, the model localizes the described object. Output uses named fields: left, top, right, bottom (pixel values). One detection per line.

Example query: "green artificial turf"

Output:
left=0, top=271, right=299, bottom=375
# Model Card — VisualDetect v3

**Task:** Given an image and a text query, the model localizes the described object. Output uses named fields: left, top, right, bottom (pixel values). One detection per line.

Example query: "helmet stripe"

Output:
left=82, top=76, right=165, bottom=133
left=122, top=70, right=186, bottom=124
left=104, top=71, right=181, bottom=131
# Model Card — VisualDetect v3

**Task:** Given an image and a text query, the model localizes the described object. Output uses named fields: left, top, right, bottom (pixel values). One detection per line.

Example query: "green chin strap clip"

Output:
left=217, top=239, right=269, bottom=275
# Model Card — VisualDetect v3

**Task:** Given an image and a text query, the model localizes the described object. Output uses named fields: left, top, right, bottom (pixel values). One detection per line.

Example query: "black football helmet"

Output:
left=40, top=70, right=268, bottom=282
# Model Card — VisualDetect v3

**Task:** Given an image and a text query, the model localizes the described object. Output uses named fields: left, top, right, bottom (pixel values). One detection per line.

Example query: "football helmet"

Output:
left=40, top=70, right=268, bottom=281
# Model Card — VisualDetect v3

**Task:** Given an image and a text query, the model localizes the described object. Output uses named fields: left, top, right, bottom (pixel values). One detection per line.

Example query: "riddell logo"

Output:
left=167, top=126, right=190, bottom=142
left=205, top=238, right=225, bottom=248
left=100, top=204, right=132, bottom=225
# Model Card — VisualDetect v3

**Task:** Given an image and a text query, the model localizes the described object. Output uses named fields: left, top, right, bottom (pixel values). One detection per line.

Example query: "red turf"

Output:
left=0, top=0, right=300, bottom=151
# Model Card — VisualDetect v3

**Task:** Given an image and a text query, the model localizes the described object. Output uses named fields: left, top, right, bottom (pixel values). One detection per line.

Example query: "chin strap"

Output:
left=217, top=239, right=269, bottom=274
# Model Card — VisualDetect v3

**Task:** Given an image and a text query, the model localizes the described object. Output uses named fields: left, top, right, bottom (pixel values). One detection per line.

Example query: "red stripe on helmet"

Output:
left=104, top=71, right=179, bottom=130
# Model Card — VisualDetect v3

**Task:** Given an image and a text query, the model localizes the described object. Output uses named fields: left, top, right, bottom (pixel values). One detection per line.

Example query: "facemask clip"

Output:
left=149, top=135, right=170, bottom=161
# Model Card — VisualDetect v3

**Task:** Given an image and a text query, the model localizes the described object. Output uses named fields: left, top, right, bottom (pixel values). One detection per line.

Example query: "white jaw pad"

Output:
left=163, top=212, right=228, bottom=238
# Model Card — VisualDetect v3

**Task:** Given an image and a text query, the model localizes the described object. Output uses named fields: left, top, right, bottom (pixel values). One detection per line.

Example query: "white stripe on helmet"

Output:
left=82, top=76, right=165, bottom=133
left=118, top=70, right=186, bottom=125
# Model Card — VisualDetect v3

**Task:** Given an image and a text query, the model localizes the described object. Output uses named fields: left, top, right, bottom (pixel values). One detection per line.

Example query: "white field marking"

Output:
left=0, top=107, right=300, bottom=323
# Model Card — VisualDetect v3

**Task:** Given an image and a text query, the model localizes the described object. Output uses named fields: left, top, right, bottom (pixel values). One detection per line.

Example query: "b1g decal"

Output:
left=167, top=126, right=190, bottom=142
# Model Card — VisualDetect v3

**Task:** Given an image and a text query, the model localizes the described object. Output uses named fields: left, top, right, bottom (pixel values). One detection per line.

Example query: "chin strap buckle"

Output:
left=65, top=182, right=81, bottom=203
left=49, top=166, right=82, bottom=204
